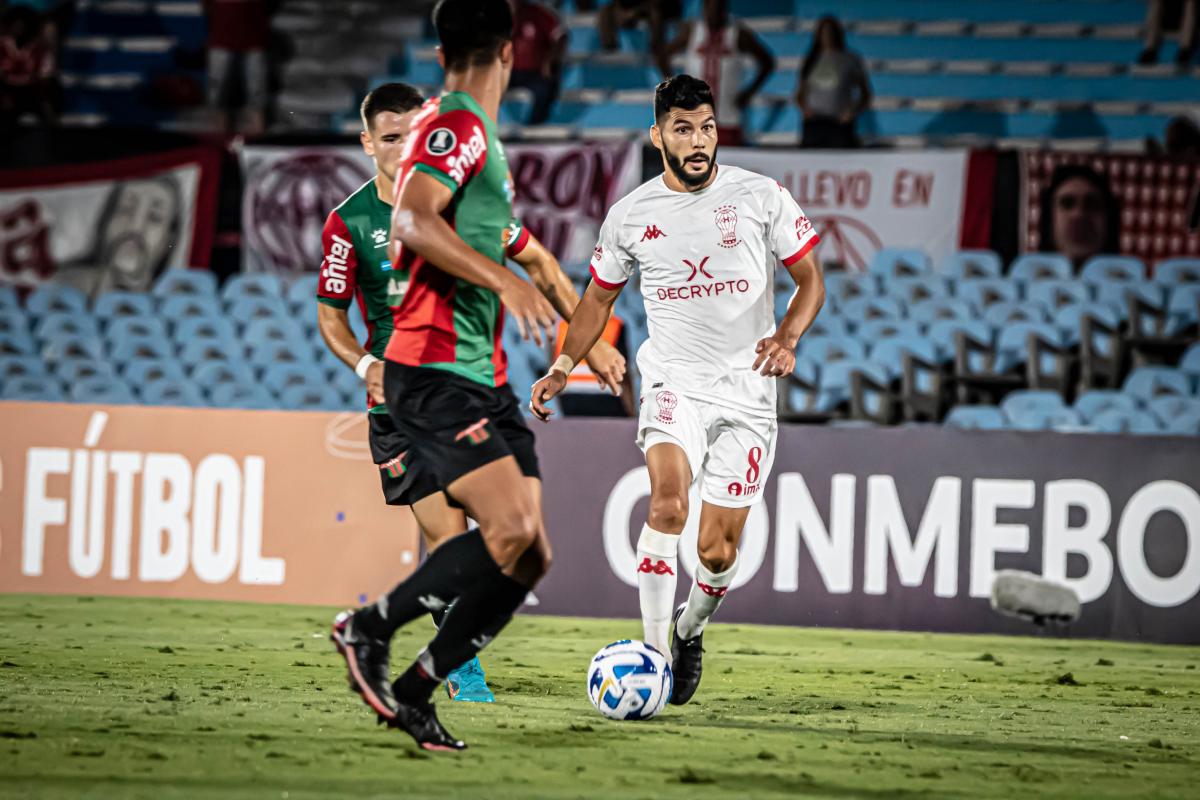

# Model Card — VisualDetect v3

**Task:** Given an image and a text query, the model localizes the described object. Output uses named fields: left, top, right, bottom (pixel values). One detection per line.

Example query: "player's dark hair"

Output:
left=432, top=0, right=514, bottom=72
left=360, top=82, right=424, bottom=130
left=653, top=74, right=715, bottom=122
left=1037, top=163, right=1121, bottom=255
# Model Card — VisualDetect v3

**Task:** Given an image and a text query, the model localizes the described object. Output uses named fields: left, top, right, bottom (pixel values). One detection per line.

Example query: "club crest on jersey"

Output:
left=425, top=127, right=457, bottom=156
left=715, top=204, right=740, bottom=248
left=655, top=390, right=678, bottom=423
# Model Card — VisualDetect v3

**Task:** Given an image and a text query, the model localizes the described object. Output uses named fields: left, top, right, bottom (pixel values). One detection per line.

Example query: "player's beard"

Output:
left=664, top=144, right=718, bottom=189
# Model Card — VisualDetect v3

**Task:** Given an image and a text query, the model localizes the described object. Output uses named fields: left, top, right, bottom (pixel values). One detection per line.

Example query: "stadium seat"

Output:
left=908, top=298, right=974, bottom=327
left=0, top=308, right=28, bottom=336
left=0, top=354, right=49, bottom=382
left=1162, top=411, right=1200, bottom=435
left=161, top=294, right=221, bottom=320
left=191, top=361, right=256, bottom=389
left=881, top=276, right=952, bottom=306
left=222, top=273, right=285, bottom=303
left=841, top=296, right=904, bottom=322
left=70, top=375, right=135, bottom=405
left=1123, top=366, right=1193, bottom=402
left=940, top=250, right=1003, bottom=280
left=1081, top=255, right=1145, bottom=284
left=106, top=316, right=169, bottom=343
left=983, top=300, right=1050, bottom=327
left=1, top=375, right=64, bottom=402
left=262, top=363, right=326, bottom=395
left=858, top=319, right=922, bottom=345
left=1007, top=406, right=1084, bottom=432
left=822, top=358, right=890, bottom=410
left=173, top=316, right=238, bottom=345
left=243, top=318, right=305, bottom=346
left=122, top=357, right=189, bottom=388
left=1093, top=281, right=1166, bottom=319
left=867, top=247, right=931, bottom=278
left=0, top=284, right=17, bottom=310
left=783, top=358, right=836, bottom=416
left=1025, top=279, right=1092, bottom=311
left=279, top=383, right=343, bottom=410
left=139, top=377, right=207, bottom=407
left=209, top=382, right=277, bottom=409
left=287, top=275, right=320, bottom=310
left=1001, top=389, right=1065, bottom=420
left=944, top=405, right=1007, bottom=430
left=797, top=336, right=867, bottom=364
left=54, top=358, right=119, bottom=385
left=1156, top=258, right=1200, bottom=286
left=41, top=333, right=103, bottom=362
left=94, top=291, right=155, bottom=321
left=1090, top=408, right=1163, bottom=435
left=1074, top=390, right=1140, bottom=422
left=180, top=339, right=237, bottom=367
left=1146, top=396, right=1200, bottom=429
left=823, top=272, right=879, bottom=305
left=153, top=269, right=218, bottom=298
left=927, top=318, right=990, bottom=361
left=997, top=321, right=1070, bottom=379
left=804, top=313, right=849, bottom=339
left=26, top=285, right=87, bottom=317
left=1009, top=253, right=1073, bottom=282
left=33, top=312, right=101, bottom=343
left=110, top=335, right=174, bottom=362
left=226, top=296, right=290, bottom=325
left=0, top=330, right=35, bottom=356
left=248, top=340, right=307, bottom=367
left=1164, top=285, right=1200, bottom=336
left=955, top=278, right=1019, bottom=311
left=1181, top=343, right=1200, bottom=379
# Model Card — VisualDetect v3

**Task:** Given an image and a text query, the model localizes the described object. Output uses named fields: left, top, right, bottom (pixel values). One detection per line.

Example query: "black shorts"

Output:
left=367, top=411, right=441, bottom=507
left=383, top=362, right=540, bottom=499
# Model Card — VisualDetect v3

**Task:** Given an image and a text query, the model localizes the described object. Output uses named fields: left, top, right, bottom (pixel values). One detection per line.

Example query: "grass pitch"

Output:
left=0, top=595, right=1197, bottom=799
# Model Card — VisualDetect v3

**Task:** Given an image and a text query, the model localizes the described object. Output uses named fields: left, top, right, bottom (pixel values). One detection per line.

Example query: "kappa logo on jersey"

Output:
left=637, top=558, right=675, bottom=576
left=683, top=256, right=713, bottom=282
left=715, top=204, right=740, bottom=248
left=696, top=581, right=728, bottom=598
left=446, top=125, right=487, bottom=185
left=641, top=224, right=668, bottom=242
left=372, top=228, right=388, bottom=247
left=795, top=215, right=814, bottom=240
left=425, top=127, right=457, bottom=156
left=322, top=233, right=353, bottom=294
left=592, top=244, right=604, bottom=262
left=655, top=390, right=677, bottom=423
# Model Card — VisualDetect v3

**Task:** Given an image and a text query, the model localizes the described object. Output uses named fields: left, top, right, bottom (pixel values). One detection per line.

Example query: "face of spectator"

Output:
left=653, top=105, right=719, bottom=189
left=99, top=179, right=179, bottom=290
left=818, top=21, right=839, bottom=51
left=362, top=108, right=421, bottom=185
left=1052, top=177, right=1109, bottom=264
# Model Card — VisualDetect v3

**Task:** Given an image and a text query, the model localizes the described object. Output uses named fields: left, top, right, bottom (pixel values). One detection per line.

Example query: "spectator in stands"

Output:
left=203, top=0, right=275, bottom=135
left=0, top=4, right=58, bottom=132
left=509, top=0, right=567, bottom=125
left=655, top=0, right=775, bottom=146
left=597, top=0, right=680, bottom=56
left=796, top=16, right=871, bottom=149
left=1138, top=0, right=1197, bottom=66
left=1038, top=164, right=1122, bottom=273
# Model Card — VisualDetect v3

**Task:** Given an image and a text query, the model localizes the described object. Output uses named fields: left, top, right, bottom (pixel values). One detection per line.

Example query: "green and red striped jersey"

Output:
left=385, top=91, right=524, bottom=388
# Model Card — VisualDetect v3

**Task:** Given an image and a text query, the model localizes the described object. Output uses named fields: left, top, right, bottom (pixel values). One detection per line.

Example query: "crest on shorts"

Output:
left=715, top=205, right=740, bottom=248
left=425, top=127, right=457, bottom=156
left=655, top=390, right=678, bottom=424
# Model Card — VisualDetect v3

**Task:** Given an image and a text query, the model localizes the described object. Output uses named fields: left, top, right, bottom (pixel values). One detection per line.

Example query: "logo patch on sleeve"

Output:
left=425, top=128, right=457, bottom=156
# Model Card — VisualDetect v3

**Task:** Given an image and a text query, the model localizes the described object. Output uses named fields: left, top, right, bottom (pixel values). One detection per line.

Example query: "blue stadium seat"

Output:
left=996, top=322, right=1067, bottom=373
left=857, top=319, right=921, bottom=344
left=1081, top=255, right=1144, bottom=284
left=262, top=363, right=325, bottom=395
left=226, top=296, right=290, bottom=325
left=841, top=296, right=904, bottom=321
left=243, top=318, right=305, bottom=346
left=1025, top=279, right=1092, bottom=311
left=54, top=358, right=119, bottom=385
left=983, top=300, right=1050, bottom=327
left=222, top=273, right=285, bottom=303
left=180, top=339, right=237, bottom=367
left=944, top=405, right=1007, bottom=430
left=209, top=382, right=276, bottom=409
left=33, top=311, right=101, bottom=343
left=153, top=270, right=218, bottom=298
left=1147, top=396, right=1200, bottom=428
left=191, top=361, right=255, bottom=389
left=1, top=375, right=64, bottom=402
left=287, top=275, right=319, bottom=310
left=140, top=377, right=207, bottom=408
left=1162, top=411, right=1200, bottom=435
left=1092, top=281, right=1166, bottom=314
left=0, top=308, right=28, bottom=336
left=94, top=291, right=155, bottom=321
left=122, top=357, right=189, bottom=388
left=280, top=383, right=343, bottom=410
left=70, top=375, right=135, bottom=405
left=1001, top=389, right=1065, bottom=420
left=41, top=333, right=103, bottom=362
left=1090, top=408, right=1163, bottom=435
left=797, top=335, right=866, bottom=364
left=173, top=316, right=237, bottom=345
left=1156, top=258, right=1200, bottom=286
left=1165, top=285, right=1200, bottom=336
left=0, top=354, right=49, bottom=382
left=940, top=250, right=1002, bottom=280
left=820, top=359, right=890, bottom=406
left=822, top=272, right=879, bottom=305
left=927, top=319, right=990, bottom=360
left=331, top=365, right=364, bottom=399
left=785, top=358, right=839, bottom=415
left=881, top=276, right=951, bottom=307
left=26, top=285, right=87, bottom=317
left=110, top=335, right=174, bottom=362
left=248, top=340, right=306, bottom=367
left=1181, top=343, right=1200, bottom=379
left=0, top=284, right=17, bottom=310
left=869, top=336, right=940, bottom=384
left=106, top=316, right=169, bottom=343
left=908, top=298, right=974, bottom=327
left=161, top=294, right=221, bottom=320
left=867, top=247, right=931, bottom=279
left=955, top=278, right=1019, bottom=311
left=1123, top=366, right=1193, bottom=402
left=1009, top=253, right=1073, bottom=282
left=1056, top=301, right=1122, bottom=351
left=1074, top=390, right=1140, bottom=422
left=1007, top=406, right=1084, bottom=432
left=803, top=314, right=849, bottom=340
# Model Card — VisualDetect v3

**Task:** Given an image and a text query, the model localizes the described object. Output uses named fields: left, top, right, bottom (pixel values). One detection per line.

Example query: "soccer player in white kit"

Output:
left=529, top=75, right=824, bottom=705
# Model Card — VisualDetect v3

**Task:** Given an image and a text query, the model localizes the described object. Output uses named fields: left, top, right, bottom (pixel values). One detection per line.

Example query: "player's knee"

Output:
left=648, top=491, right=689, bottom=533
left=698, top=538, right=737, bottom=573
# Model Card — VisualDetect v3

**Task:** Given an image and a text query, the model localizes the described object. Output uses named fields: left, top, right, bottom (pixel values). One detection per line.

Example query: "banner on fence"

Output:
left=0, top=149, right=221, bottom=291
left=240, top=140, right=641, bottom=276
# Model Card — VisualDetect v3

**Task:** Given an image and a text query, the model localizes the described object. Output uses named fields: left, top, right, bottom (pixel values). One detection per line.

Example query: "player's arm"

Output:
left=736, top=26, right=776, bottom=110
left=315, top=213, right=384, bottom=403
left=509, top=230, right=626, bottom=395
left=390, top=170, right=556, bottom=345
left=529, top=279, right=623, bottom=421
left=755, top=251, right=824, bottom=377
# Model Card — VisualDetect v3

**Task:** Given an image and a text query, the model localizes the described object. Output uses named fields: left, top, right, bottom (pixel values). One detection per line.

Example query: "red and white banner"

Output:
left=0, top=148, right=221, bottom=291
left=721, top=148, right=973, bottom=271
left=239, top=140, right=642, bottom=275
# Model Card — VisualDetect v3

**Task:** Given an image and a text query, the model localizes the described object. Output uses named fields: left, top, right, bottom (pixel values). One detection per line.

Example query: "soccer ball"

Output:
left=586, top=639, right=673, bottom=721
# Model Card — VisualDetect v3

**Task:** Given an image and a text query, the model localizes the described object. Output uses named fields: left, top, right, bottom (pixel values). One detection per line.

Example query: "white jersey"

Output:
left=590, top=165, right=820, bottom=418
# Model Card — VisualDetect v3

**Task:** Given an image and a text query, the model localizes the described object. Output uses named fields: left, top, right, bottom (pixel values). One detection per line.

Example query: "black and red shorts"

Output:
left=367, top=411, right=441, bottom=507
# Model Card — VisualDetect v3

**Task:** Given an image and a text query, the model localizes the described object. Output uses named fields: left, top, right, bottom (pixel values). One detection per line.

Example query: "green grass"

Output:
left=0, top=596, right=1197, bottom=799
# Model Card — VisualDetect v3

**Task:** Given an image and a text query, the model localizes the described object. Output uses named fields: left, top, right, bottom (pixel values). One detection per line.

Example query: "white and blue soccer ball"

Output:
left=586, top=639, right=673, bottom=721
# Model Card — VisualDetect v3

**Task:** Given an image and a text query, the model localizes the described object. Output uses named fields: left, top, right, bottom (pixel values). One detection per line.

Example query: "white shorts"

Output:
left=636, top=384, right=778, bottom=509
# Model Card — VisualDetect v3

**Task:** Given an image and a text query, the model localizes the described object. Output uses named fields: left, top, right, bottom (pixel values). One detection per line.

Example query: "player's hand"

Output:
left=584, top=340, right=626, bottom=396
left=752, top=335, right=796, bottom=378
left=500, top=273, right=557, bottom=347
left=529, top=369, right=568, bottom=422
left=365, top=360, right=386, bottom=405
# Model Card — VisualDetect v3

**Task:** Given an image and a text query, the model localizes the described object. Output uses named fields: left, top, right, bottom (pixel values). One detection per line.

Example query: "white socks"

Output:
left=636, top=524, right=680, bottom=655
left=676, top=556, right=738, bottom=641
